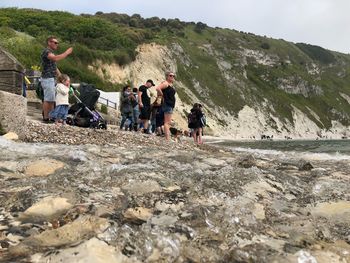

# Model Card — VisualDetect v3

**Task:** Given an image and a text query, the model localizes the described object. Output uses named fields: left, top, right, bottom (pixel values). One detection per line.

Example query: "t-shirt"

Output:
left=41, top=48, right=57, bottom=78
left=139, top=85, right=151, bottom=107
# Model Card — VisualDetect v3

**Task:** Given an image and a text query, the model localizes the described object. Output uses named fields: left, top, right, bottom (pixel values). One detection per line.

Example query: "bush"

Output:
left=100, top=104, right=108, bottom=114
left=260, top=42, right=270, bottom=50
left=194, top=22, right=207, bottom=34
left=296, top=43, right=336, bottom=64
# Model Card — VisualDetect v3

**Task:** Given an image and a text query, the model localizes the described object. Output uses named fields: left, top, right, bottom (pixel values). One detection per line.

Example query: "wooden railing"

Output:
left=99, top=96, right=117, bottom=109
left=25, top=78, right=119, bottom=110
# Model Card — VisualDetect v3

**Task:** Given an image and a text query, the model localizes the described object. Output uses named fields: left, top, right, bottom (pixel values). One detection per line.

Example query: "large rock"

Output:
left=122, top=180, right=162, bottom=196
left=19, top=216, right=109, bottom=249
left=19, top=196, right=74, bottom=223
left=2, top=132, right=19, bottom=141
left=0, top=90, right=26, bottom=138
left=30, top=238, right=140, bottom=263
left=310, top=201, right=350, bottom=223
left=24, top=159, right=65, bottom=177
left=123, top=207, right=153, bottom=223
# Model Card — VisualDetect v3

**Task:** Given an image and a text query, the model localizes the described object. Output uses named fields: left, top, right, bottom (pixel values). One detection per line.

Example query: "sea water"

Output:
left=210, top=139, right=350, bottom=161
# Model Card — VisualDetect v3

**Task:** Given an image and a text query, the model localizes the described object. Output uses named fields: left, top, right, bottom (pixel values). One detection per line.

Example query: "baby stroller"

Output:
left=67, top=83, right=107, bottom=129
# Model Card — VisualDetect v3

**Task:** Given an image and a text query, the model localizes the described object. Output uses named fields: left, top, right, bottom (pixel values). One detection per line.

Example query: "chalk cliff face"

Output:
left=90, top=42, right=350, bottom=139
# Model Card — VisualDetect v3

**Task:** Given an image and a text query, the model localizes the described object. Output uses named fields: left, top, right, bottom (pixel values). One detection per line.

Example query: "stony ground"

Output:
left=1, top=122, right=350, bottom=262
left=24, top=120, right=196, bottom=151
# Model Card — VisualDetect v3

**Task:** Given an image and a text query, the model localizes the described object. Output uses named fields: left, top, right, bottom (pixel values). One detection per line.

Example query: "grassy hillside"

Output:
left=1, top=8, right=350, bottom=129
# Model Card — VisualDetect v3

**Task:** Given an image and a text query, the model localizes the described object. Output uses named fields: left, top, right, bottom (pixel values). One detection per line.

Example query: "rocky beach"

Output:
left=0, top=121, right=350, bottom=262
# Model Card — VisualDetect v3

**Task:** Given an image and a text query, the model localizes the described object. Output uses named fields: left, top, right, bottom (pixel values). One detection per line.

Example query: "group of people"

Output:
left=119, top=72, right=177, bottom=141
left=40, top=35, right=204, bottom=143
left=120, top=76, right=206, bottom=144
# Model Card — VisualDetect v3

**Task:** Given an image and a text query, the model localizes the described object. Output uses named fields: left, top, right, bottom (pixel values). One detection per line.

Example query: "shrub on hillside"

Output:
left=296, top=43, right=336, bottom=64
left=194, top=22, right=207, bottom=34
left=260, top=42, right=270, bottom=50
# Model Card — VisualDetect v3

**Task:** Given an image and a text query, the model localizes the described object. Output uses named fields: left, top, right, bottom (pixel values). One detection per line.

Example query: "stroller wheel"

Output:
left=66, top=117, right=73, bottom=126
left=98, top=123, right=107, bottom=129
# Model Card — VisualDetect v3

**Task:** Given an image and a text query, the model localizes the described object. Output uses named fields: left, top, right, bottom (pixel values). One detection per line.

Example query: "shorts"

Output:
left=139, top=106, right=151, bottom=120
left=49, top=105, right=69, bottom=120
left=162, top=104, right=174, bottom=114
left=41, top=78, right=56, bottom=102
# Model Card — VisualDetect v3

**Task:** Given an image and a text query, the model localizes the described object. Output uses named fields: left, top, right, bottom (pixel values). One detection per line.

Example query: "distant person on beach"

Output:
left=188, top=103, right=204, bottom=144
left=41, top=36, right=73, bottom=123
left=49, top=74, right=70, bottom=126
left=156, top=72, right=176, bottom=141
left=132, top=87, right=139, bottom=131
left=120, top=85, right=136, bottom=130
left=138, top=79, right=155, bottom=133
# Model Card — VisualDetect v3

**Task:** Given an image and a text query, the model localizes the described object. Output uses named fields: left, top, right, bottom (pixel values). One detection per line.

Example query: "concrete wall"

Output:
left=0, top=90, right=27, bottom=138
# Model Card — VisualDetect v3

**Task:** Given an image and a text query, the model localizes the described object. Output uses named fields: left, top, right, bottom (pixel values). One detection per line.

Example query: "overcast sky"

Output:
left=1, top=0, right=350, bottom=53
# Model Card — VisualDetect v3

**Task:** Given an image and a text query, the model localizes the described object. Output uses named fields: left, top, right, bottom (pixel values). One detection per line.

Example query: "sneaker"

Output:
left=42, top=118, right=54, bottom=124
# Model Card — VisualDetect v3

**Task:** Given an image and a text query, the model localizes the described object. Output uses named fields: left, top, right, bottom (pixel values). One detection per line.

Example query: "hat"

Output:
left=146, top=79, right=155, bottom=86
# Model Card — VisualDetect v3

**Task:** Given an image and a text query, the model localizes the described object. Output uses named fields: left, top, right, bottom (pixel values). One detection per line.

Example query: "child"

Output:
left=49, top=74, right=70, bottom=125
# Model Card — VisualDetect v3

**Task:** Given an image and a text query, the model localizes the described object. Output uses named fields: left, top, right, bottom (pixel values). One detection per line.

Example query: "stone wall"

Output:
left=0, top=47, right=24, bottom=95
left=0, top=90, right=26, bottom=138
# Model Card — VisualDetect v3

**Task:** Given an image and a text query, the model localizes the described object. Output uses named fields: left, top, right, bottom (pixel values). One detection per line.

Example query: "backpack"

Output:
left=200, top=114, right=207, bottom=127
left=35, top=81, right=44, bottom=101
left=188, top=111, right=198, bottom=128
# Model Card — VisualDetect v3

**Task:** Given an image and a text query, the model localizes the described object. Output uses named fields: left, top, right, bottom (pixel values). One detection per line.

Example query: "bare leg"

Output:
left=55, top=119, right=62, bottom=126
left=43, top=101, right=54, bottom=120
left=163, top=113, right=172, bottom=140
left=197, top=128, right=203, bottom=144
left=143, top=120, right=149, bottom=131
left=193, top=128, right=197, bottom=143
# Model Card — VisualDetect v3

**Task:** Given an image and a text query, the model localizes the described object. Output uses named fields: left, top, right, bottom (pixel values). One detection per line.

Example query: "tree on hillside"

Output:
left=194, top=22, right=207, bottom=33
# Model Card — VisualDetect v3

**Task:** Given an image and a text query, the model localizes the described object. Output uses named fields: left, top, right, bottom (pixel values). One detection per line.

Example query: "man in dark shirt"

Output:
left=41, top=36, right=73, bottom=122
left=138, top=79, right=155, bottom=133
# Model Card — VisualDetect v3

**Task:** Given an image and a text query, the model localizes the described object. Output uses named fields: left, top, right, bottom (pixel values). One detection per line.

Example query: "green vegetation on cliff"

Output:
left=1, top=8, right=350, bottom=129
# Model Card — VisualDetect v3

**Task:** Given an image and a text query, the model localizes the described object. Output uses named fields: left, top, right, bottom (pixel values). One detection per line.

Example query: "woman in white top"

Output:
left=49, top=74, right=70, bottom=125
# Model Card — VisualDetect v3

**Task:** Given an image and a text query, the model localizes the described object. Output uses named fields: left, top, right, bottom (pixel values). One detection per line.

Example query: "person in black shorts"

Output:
left=138, top=79, right=155, bottom=133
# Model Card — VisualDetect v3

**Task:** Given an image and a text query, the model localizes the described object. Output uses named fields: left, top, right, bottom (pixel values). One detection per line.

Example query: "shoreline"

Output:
left=203, top=135, right=349, bottom=142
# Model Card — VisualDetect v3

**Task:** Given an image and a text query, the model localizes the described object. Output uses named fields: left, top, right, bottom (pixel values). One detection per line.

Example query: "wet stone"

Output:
left=31, top=237, right=141, bottom=263
left=122, top=180, right=162, bottom=196
left=202, top=158, right=227, bottom=167
left=3, top=132, right=19, bottom=141
left=24, top=159, right=65, bottom=177
left=13, top=215, right=109, bottom=252
left=123, top=207, right=153, bottom=223
left=310, top=201, right=350, bottom=223
left=0, top=240, right=10, bottom=248
left=151, top=215, right=178, bottom=226
left=19, top=196, right=74, bottom=223
left=298, top=161, right=314, bottom=171
left=1, top=122, right=349, bottom=262
left=238, top=155, right=257, bottom=168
